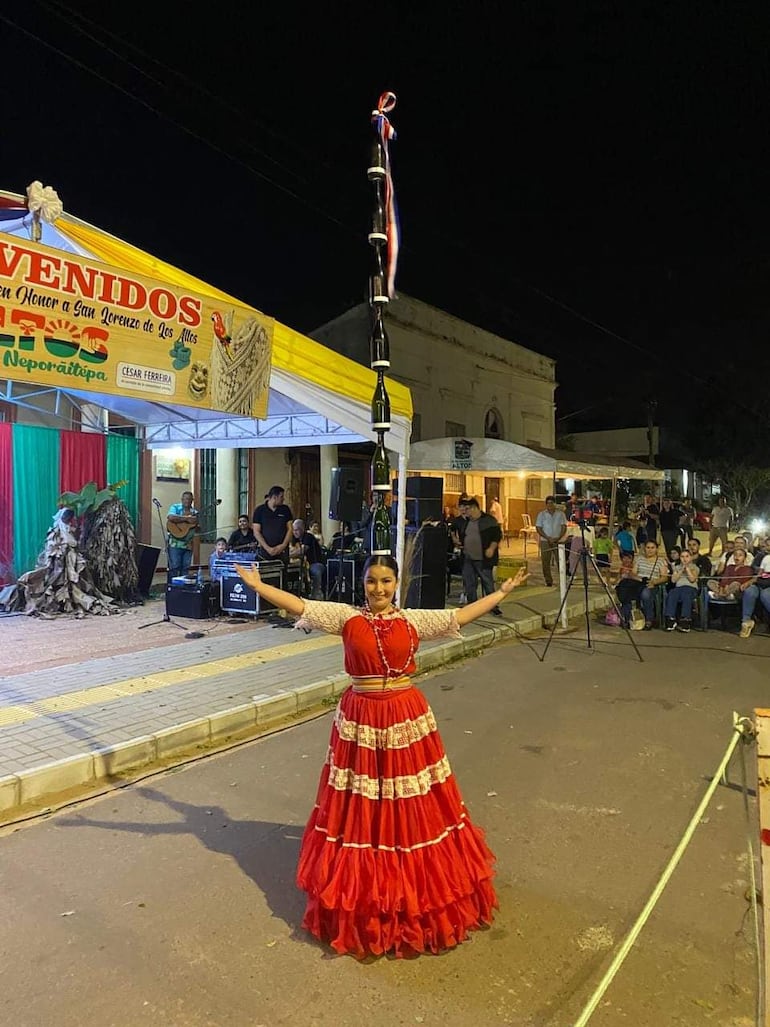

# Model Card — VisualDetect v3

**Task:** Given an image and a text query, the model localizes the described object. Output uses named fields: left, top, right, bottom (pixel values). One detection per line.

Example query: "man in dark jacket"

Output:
left=461, top=498, right=503, bottom=615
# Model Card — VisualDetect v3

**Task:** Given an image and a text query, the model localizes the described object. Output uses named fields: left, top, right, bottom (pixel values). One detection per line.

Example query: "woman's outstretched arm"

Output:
left=454, top=568, right=529, bottom=626
left=234, top=564, right=305, bottom=616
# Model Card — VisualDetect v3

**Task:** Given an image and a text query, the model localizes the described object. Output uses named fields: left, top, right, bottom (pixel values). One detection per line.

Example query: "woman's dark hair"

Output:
left=363, top=555, right=399, bottom=577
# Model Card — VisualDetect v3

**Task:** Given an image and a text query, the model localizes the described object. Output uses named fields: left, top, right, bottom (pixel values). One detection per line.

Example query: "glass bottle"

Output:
left=369, top=248, right=388, bottom=306
left=370, top=313, right=390, bottom=368
left=367, top=137, right=386, bottom=180
left=370, top=497, right=392, bottom=555
left=371, top=437, right=390, bottom=491
left=371, top=374, right=391, bottom=430
left=368, top=188, right=387, bottom=246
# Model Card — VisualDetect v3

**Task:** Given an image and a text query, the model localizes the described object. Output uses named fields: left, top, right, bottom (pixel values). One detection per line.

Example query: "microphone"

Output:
left=152, top=498, right=161, bottom=508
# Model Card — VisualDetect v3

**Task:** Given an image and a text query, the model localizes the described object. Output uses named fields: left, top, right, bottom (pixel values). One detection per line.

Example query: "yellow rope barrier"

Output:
left=573, top=713, right=755, bottom=1027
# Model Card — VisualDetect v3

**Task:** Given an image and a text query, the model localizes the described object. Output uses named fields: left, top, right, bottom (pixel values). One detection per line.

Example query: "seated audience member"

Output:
left=209, top=538, right=228, bottom=583
left=752, top=536, right=770, bottom=571
left=666, top=546, right=682, bottom=592
left=713, top=538, right=736, bottom=576
left=664, top=549, right=700, bottom=632
left=614, top=520, right=636, bottom=560
left=290, top=518, right=326, bottom=599
left=686, top=538, right=712, bottom=583
left=615, top=539, right=669, bottom=630
left=612, top=552, right=635, bottom=589
left=738, top=544, right=770, bottom=638
left=227, top=515, right=257, bottom=552
left=706, top=546, right=757, bottom=637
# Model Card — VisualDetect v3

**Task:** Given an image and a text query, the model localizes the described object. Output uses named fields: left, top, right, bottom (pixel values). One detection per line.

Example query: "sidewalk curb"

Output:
left=0, top=596, right=611, bottom=824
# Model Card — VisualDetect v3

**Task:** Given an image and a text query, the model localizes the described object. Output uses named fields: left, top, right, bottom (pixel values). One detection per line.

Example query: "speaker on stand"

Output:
left=403, top=524, right=448, bottom=609
left=329, top=466, right=367, bottom=523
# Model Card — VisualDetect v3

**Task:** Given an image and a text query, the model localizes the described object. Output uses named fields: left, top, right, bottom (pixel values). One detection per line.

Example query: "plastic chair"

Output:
left=519, top=514, right=539, bottom=540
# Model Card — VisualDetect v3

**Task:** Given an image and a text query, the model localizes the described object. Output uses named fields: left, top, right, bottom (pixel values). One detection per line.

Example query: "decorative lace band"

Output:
left=351, top=675, right=412, bottom=693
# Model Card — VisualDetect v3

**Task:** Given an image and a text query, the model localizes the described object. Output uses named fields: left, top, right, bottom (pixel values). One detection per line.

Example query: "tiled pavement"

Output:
left=0, top=584, right=611, bottom=821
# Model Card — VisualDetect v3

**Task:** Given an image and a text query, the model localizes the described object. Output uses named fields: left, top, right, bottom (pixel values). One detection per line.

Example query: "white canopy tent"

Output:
left=407, top=437, right=665, bottom=481
left=407, top=437, right=664, bottom=544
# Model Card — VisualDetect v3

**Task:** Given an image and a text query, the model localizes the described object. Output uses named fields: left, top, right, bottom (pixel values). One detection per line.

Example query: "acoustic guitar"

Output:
left=166, top=499, right=221, bottom=540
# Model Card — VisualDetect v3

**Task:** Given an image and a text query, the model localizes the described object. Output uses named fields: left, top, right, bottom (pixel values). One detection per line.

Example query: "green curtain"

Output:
left=12, top=425, right=61, bottom=575
left=106, top=435, right=140, bottom=531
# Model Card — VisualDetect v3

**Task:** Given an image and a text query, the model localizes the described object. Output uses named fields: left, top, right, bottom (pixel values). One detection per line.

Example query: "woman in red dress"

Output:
left=235, top=555, right=528, bottom=958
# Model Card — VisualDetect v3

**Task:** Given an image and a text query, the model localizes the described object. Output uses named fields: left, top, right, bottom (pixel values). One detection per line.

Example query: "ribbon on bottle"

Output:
left=371, top=91, right=400, bottom=298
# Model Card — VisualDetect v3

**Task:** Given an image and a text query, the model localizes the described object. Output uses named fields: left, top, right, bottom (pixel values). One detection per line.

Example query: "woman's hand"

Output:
left=499, top=568, right=528, bottom=594
left=234, top=563, right=262, bottom=590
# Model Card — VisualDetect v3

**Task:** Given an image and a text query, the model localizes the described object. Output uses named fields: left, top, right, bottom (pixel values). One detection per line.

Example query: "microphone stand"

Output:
left=138, top=501, right=201, bottom=636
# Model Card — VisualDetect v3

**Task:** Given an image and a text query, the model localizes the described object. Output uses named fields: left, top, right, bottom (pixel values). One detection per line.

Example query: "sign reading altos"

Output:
left=0, top=238, right=273, bottom=417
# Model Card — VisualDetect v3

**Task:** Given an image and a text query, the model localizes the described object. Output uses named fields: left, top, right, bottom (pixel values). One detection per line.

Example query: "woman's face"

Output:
left=669, top=549, right=680, bottom=561
left=364, top=564, right=398, bottom=613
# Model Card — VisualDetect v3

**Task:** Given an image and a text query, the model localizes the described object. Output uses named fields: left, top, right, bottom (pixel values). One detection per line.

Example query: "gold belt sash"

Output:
left=351, top=675, right=412, bottom=693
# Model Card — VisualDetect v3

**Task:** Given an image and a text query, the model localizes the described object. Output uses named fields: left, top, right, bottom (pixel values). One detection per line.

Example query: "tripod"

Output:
left=538, top=522, right=644, bottom=662
left=138, top=500, right=203, bottom=637
left=328, top=520, right=355, bottom=603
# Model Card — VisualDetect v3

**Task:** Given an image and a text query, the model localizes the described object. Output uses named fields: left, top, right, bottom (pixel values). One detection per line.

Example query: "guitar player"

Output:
left=167, top=490, right=199, bottom=577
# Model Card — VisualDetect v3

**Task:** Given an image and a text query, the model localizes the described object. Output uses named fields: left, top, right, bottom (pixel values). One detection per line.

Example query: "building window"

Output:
left=445, top=420, right=466, bottom=437
left=238, top=448, right=249, bottom=517
left=484, top=408, right=503, bottom=439
left=526, top=478, right=542, bottom=499
left=446, top=472, right=465, bottom=492
left=410, top=412, right=422, bottom=443
left=199, top=449, right=217, bottom=539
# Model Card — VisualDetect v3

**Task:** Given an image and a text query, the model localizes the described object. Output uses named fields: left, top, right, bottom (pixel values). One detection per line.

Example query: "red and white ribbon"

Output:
left=371, top=91, right=400, bottom=298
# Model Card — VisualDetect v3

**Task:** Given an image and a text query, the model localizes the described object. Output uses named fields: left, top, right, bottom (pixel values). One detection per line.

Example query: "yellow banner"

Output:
left=0, top=236, right=273, bottom=417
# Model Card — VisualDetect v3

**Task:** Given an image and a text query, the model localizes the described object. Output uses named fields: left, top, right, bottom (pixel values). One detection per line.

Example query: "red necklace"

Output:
left=360, top=604, right=416, bottom=678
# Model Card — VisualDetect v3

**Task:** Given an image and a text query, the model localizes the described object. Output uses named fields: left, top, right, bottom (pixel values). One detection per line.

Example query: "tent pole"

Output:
left=396, top=449, right=407, bottom=599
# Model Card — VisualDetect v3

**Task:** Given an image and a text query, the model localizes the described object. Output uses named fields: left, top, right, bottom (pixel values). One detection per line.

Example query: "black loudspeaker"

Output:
left=393, top=477, right=443, bottom=525
left=136, top=544, right=161, bottom=596
left=166, top=583, right=214, bottom=619
left=404, top=524, right=447, bottom=609
left=393, top=476, right=444, bottom=499
left=329, top=465, right=366, bottom=522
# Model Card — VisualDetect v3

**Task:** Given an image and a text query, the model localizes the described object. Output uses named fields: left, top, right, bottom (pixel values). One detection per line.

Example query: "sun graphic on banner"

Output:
left=43, top=318, right=81, bottom=358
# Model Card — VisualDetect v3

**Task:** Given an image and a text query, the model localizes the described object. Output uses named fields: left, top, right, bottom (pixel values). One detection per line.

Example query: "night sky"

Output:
left=3, top=1, right=770, bottom=437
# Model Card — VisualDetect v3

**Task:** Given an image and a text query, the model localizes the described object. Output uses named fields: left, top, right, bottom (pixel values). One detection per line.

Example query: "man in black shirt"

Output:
left=659, top=498, right=681, bottom=555
left=227, top=514, right=257, bottom=552
left=252, top=485, right=293, bottom=564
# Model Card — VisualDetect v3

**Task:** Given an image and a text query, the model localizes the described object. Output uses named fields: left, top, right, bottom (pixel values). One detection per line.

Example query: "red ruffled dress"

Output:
left=295, top=601, right=497, bottom=958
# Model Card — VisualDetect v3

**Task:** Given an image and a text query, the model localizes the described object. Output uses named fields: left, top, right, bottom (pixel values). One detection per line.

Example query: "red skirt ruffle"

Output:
left=296, top=685, right=497, bottom=958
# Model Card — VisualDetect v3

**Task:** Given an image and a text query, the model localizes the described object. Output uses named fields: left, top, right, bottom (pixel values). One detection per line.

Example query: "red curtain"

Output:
left=0, top=423, right=12, bottom=583
left=59, top=430, right=107, bottom=496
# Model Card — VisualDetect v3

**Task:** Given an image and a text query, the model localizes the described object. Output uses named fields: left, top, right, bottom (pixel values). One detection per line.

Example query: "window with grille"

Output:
left=199, top=449, right=217, bottom=539
left=526, top=478, right=542, bottom=498
left=446, top=472, right=465, bottom=492
left=238, top=448, right=249, bottom=518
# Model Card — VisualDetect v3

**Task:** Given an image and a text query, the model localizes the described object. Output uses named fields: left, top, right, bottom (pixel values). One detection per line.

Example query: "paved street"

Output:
left=0, top=628, right=765, bottom=1026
